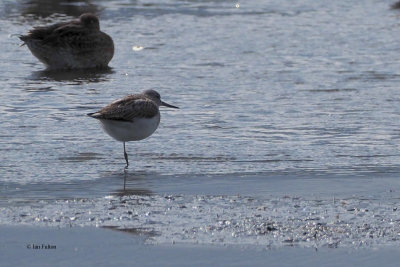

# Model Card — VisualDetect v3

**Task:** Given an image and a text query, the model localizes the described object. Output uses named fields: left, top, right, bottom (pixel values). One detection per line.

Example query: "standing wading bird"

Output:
left=19, top=13, right=114, bottom=69
left=87, top=90, right=179, bottom=168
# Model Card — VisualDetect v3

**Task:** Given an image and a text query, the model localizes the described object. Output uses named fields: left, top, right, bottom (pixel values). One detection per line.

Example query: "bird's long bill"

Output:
left=161, top=101, right=179, bottom=109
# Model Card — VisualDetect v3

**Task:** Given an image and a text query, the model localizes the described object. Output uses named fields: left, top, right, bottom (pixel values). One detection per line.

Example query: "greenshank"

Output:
left=87, top=90, right=179, bottom=168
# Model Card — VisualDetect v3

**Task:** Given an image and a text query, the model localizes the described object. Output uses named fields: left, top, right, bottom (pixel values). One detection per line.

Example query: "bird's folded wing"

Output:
left=43, top=25, right=93, bottom=49
left=91, top=98, right=159, bottom=121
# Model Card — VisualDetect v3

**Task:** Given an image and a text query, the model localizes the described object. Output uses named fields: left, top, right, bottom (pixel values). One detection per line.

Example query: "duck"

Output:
left=20, top=13, right=114, bottom=69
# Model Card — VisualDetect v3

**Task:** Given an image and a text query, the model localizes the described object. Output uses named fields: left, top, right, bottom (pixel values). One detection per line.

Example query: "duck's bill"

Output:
left=161, top=101, right=179, bottom=109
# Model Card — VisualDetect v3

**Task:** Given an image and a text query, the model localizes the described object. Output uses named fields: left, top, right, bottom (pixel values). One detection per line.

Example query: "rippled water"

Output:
left=1, top=0, right=400, bottom=248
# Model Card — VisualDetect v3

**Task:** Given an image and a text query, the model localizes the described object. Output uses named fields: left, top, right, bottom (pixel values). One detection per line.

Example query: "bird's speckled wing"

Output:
left=89, top=95, right=159, bottom=121
left=21, top=21, right=110, bottom=52
left=19, top=22, right=69, bottom=43
left=44, top=24, right=100, bottom=51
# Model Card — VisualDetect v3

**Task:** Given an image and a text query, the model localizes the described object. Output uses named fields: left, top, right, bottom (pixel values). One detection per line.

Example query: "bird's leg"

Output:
left=123, top=168, right=127, bottom=191
left=123, top=142, right=129, bottom=169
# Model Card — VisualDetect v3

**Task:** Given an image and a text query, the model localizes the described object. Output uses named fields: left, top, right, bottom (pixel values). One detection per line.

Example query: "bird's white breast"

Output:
left=98, top=113, right=161, bottom=142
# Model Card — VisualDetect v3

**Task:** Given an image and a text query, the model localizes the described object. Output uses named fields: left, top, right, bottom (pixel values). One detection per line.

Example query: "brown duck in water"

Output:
left=20, top=13, right=114, bottom=70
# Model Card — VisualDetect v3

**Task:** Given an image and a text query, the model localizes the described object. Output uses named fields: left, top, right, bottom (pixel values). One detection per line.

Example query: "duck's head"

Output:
left=79, top=13, right=100, bottom=30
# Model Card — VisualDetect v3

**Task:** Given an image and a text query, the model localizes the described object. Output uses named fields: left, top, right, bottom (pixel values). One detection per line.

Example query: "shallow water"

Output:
left=1, top=0, right=400, bottom=248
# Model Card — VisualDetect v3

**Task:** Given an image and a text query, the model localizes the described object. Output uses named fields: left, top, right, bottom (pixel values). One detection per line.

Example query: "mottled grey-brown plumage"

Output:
left=89, top=94, right=159, bottom=122
left=20, top=13, right=114, bottom=69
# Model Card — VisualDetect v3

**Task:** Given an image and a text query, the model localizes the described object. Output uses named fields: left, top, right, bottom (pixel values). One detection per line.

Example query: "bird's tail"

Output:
left=87, top=112, right=102, bottom=118
left=18, top=35, right=27, bottom=46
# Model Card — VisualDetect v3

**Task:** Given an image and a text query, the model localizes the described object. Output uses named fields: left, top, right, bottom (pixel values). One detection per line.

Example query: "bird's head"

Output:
left=80, top=13, right=100, bottom=30
left=143, top=89, right=179, bottom=109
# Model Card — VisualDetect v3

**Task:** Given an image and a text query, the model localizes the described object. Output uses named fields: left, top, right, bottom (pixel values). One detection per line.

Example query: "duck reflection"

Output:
left=102, top=225, right=159, bottom=237
left=29, top=67, right=114, bottom=83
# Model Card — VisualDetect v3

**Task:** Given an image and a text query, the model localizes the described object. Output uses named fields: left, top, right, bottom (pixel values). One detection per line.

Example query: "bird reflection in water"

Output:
left=29, top=67, right=114, bottom=83
left=113, top=170, right=153, bottom=196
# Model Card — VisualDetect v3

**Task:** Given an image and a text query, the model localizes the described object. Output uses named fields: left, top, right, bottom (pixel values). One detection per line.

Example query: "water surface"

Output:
left=1, top=0, right=400, bottom=248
